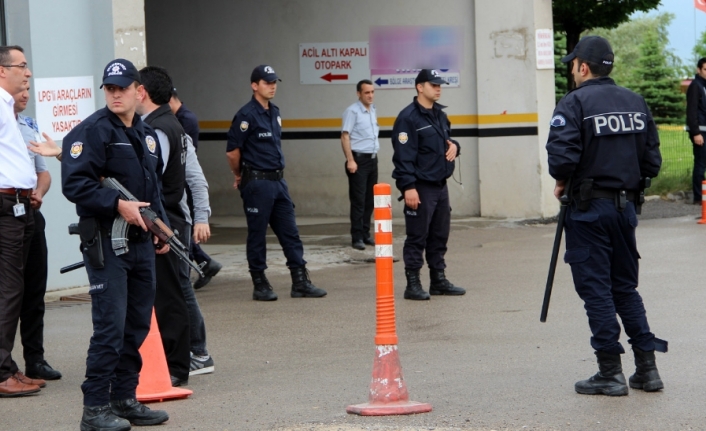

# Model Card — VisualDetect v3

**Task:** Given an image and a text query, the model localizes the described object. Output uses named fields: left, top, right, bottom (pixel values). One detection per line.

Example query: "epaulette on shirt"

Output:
left=240, top=101, right=257, bottom=116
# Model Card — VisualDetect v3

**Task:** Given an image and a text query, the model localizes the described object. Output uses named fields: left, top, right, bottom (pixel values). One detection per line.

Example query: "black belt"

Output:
left=352, top=151, right=377, bottom=159
left=591, top=189, right=636, bottom=201
left=244, top=169, right=284, bottom=181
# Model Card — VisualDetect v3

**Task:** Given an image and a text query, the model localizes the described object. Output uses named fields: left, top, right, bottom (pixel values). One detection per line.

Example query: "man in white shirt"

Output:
left=0, top=45, right=42, bottom=397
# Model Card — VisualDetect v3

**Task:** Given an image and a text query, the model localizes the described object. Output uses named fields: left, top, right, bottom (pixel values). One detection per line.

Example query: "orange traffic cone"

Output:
left=699, top=181, right=706, bottom=224
left=136, top=309, right=193, bottom=402
left=346, top=183, right=433, bottom=416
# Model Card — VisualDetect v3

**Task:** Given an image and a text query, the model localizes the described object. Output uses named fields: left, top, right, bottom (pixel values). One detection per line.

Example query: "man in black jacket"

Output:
left=391, top=69, right=466, bottom=301
left=137, top=66, right=191, bottom=387
left=138, top=66, right=215, bottom=385
left=686, top=57, right=706, bottom=204
left=169, top=89, right=222, bottom=290
left=547, top=36, right=666, bottom=397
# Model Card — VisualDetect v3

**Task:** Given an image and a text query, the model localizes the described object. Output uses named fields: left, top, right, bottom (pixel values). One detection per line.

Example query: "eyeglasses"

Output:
left=1, top=62, right=28, bottom=69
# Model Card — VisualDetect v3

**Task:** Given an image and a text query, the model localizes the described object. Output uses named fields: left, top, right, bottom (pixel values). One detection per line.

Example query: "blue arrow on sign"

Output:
left=374, top=77, right=389, bottom=87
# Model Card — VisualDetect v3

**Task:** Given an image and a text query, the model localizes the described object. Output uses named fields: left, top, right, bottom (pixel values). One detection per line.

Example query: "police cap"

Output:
left=251, top=65, right=281, bottom=83
left=101, top=58, right=140, bottom=89
left=561, top=36, right=614, bottom=66
left=415, top=69, right=448, bottom=85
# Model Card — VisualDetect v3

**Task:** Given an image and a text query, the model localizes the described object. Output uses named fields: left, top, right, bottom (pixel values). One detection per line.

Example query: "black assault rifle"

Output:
left=60, top=178, right=205, bottom=278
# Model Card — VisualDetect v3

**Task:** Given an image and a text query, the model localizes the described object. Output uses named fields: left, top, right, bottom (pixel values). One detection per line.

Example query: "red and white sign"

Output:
left=696, top=0, right=706, bottom=14
left=299, top=42, right=370, bottom=85
left=34, top=76, right=95, bottom=140
left=536, top=29, right=555, bottom=70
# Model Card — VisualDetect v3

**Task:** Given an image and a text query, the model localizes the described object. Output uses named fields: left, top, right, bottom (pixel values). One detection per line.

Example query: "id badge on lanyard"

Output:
left=13, top=191, right=26, bottom=217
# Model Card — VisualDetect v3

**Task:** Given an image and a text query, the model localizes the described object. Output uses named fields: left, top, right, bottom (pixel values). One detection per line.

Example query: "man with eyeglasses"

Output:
left=0, top=45, right=43, bottom=397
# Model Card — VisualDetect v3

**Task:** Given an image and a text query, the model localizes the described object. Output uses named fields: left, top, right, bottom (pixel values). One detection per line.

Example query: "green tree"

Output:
left=631, top=29, right=685, bottom=124
left=587, top=12, right=683, bottom=89
left=554, top=32, right=567, bottom=104
left=553, top=0, right=661, bottom=89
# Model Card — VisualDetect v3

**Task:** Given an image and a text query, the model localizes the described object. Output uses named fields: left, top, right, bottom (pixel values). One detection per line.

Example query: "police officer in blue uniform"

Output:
left=226, top=65, right=326, bottom=301
left=62, top=59, right=169, bottom=431
left=391, top=69, right=466, bottom=301
left=547, top=36, right=666, bottom=397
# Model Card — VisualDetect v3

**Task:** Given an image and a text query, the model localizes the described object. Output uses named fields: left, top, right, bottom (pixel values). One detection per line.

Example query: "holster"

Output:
left=616, top=190, right=627, bottom=212
left=240, top=165, right=251, bottom=190
left=577, top=179, right=594, bottom=211
left=636, top=177, right=651, bottom=215
left=78, top=217, right=104, bottom=269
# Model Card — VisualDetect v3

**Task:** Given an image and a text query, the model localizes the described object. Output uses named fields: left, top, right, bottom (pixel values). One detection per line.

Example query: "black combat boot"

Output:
left=429, top=269, right=466, bottom=296
left=251, top=270, right=277, bottom=301
left=629, top=347, right=664, bottom=392
left=404, top=269, right=430, bottom=300
left=575, top=351, right=629, bottom=396
left=80, top=405, right=131, bottom=431
left=110, top=398, right=169, bottom=426
left=290, top=266, right=327, bottom=298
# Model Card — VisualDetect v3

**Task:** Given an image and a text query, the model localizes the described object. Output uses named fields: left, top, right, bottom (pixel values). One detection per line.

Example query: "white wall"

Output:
left=144, top=0, right=481, bottom=217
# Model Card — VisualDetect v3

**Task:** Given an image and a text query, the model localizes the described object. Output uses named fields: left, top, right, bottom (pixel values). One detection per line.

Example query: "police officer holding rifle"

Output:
left=546, top=36, right=665, bottom=397
left=62, top=58, right=169, bottom=431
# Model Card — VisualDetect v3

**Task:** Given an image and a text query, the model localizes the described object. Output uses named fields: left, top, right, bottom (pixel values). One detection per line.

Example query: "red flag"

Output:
left=697, top=0, right=706, bottom=14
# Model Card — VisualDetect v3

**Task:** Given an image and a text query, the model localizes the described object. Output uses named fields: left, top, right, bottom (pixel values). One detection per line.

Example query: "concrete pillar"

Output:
left=474, top=0, right=558, bottom=218
left=112, top=0, right=147, bottom=68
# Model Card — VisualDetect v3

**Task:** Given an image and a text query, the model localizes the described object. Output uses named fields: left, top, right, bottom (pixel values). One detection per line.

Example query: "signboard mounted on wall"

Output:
left=300, top=42, right=370, bottom=84
left=535, top=29, right=555, bottom=70
left=369, top=26, right=464, bottom=89
left=34, top=76, right=95, bottom=140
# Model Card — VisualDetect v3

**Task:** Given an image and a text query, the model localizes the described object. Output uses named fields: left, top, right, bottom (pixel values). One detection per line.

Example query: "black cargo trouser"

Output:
left=402, top=181, right=450, bottom=271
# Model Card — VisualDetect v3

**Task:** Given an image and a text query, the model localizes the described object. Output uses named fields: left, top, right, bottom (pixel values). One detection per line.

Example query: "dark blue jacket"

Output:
left=61, top=107, right=166, bottom=229
left=175, top=104, right=200, bottom=152
left=686, top=74, right=706, bottom=138
left=391, top=97, right=460, bottom=192
left=226, top=96, right=284, bottom=171
left=546, top=77, right=661, bottom=193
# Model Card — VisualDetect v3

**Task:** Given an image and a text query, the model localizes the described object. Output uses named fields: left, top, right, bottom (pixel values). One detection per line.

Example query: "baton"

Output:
left=540, top=178, right=572, bottom=323
left=60, top=261, right=85, bottom=274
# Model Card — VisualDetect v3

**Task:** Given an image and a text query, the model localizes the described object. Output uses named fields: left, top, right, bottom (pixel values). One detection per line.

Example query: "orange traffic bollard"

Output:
left=699, top=181, right=706, bottom=225
left=136, top=309, right=193, bottom=403
left=346, top=183, right=432, bottom=416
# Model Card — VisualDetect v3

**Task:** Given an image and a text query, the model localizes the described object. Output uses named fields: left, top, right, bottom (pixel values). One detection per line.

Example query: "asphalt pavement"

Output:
left=3, top=200, right=705, bottom=431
